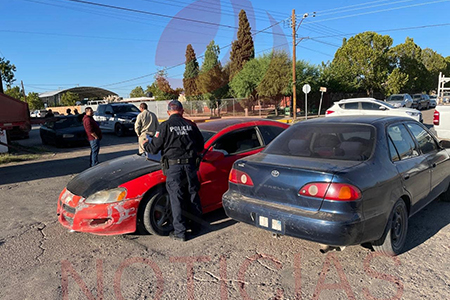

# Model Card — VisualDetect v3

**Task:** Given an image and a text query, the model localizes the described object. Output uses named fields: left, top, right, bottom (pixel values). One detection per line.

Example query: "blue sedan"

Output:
left=223, top=116, right=450, bottom=255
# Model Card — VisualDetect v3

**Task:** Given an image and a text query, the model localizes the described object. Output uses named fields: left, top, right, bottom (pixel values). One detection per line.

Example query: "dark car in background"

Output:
left=40, top=115, right=88, bottom=147
left=412, top=94, right=431, bottom=110
left=223, top=116, right=450, bottom=255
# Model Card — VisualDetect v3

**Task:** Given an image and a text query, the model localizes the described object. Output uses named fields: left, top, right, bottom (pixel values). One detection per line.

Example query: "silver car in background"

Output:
left=385, top=94, right=413, bottom=108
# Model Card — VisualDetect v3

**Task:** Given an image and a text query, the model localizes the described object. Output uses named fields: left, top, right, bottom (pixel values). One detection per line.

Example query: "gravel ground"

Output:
left=1, top=110, right=449, bottom=300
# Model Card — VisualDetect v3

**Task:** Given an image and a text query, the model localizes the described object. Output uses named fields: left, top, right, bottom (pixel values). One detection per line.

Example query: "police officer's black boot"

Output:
left=169, top=231, right=186, bottom=242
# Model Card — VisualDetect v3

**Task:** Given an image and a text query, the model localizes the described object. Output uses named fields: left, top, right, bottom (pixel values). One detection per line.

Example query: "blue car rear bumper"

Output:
left=223, top=191, right=371, bottom=246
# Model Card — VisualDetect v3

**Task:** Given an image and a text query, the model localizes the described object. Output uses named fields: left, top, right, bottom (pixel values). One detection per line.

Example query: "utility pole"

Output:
left=292, top=9, right=297, bottom=121
left=0, top=69, right=3, bottom=94
left=291, top=10, right=313, bottom=122
left=21, top=80, right=26, bottom=102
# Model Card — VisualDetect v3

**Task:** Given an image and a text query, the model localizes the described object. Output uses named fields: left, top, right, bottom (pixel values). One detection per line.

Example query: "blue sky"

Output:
left=1, top=0, right=450, bottom=97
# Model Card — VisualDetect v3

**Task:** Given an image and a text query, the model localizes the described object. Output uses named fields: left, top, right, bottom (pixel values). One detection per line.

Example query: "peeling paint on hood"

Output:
left=67, top=155, right=161, bottom=198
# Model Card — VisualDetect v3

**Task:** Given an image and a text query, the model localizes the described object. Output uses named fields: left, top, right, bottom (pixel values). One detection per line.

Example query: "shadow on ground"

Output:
left=0, top=150, right=136, bottom=185
left=402, top=198, right=450, bottom=253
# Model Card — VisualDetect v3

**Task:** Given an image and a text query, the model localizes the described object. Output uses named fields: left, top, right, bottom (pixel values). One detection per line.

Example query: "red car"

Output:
left=57, top=119, right=289, bottom=236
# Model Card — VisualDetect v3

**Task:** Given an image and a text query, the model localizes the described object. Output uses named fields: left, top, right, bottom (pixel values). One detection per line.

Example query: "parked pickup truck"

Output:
left=94, top=103, right=139, bottom=136
left=434, top=105, right=450, bottom=140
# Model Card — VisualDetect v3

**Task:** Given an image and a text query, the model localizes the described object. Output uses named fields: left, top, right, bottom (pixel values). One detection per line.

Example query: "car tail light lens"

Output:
left=326, top=110, right=334, bottom=115
left=434, top=110, right=440, bottom=126
left=229, top=168, right=254, bottom=186
left=299, top=183, right=361, bottom=201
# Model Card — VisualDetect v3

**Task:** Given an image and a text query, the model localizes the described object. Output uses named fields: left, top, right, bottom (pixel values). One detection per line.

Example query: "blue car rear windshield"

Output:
left=53, top=117, right=83, bottom=129
left=265, top=124, right=375, bottom=161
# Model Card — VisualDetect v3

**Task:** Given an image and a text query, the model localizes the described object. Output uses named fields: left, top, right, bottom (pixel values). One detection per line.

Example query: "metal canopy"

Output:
left=39, top=86, right=117, bottom=99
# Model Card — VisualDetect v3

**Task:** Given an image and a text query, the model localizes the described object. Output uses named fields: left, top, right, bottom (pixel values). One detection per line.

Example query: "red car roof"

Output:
left=197, top=118, right=286, bottom=132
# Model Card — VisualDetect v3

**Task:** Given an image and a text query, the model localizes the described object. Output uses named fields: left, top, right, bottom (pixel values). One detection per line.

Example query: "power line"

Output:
left=317, top=0, right=415, bottom=17
left=312, top=0, right=392, bottom=14
left=306, top=0, right=450, bottom=24
left=0, top=29, right=223, bottom=44
left=135, top=0, right=285, bottom=22
left=157, top=0, right=288, bottom=19
left=101, top=16, right=288, bottom=88
left=24, top=0, right=241, bottom=40
left=57, top=0, right=287, bottom=37
left=310, top=22, right=450, bottom=39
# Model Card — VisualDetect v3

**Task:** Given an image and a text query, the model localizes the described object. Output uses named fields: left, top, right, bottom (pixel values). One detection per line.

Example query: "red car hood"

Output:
left=67, top=155, right=161, bottom=198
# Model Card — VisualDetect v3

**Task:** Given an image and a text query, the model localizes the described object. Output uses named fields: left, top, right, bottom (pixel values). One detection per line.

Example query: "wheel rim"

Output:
left=391, top=205, right=407, bottom=250
left=152, top=194, right=172, bottom=232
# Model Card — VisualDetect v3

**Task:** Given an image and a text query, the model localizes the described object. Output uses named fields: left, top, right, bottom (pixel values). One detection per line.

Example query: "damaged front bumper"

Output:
left=57, top=188, right=141, bottom=235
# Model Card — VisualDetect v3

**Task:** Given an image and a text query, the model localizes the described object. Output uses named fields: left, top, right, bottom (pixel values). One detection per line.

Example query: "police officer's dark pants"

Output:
left=165, top=163, right=202, bottom=236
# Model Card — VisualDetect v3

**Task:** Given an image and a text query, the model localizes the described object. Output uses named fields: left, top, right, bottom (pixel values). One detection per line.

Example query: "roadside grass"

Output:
left=0, top=142, right=51, bottom=165
left=0, top=153, right=43, bottom=164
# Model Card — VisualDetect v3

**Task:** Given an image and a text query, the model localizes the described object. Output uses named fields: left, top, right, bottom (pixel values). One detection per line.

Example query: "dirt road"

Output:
left=1, top=111, right=449, bottom=300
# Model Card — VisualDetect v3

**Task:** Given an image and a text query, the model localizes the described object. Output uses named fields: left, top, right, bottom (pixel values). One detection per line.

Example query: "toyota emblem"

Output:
left=271, top=170, right=280, bottom=177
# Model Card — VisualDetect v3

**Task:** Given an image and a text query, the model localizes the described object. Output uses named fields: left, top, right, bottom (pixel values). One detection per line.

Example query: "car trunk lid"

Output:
left=234, top=153, right=363, bottom=211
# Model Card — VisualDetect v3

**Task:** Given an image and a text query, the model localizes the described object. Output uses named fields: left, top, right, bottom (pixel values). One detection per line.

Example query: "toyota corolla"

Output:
left=223, top=116, right=450, bottom=255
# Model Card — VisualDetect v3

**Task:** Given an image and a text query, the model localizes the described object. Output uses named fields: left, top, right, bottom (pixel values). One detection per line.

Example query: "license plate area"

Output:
left=256, top=214, right=285, bottom=234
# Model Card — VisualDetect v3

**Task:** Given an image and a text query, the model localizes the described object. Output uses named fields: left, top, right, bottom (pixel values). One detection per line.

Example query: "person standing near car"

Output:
left=135, top=103, right=159, bottom=155
left=142, top=100, right=204, bottom=242
left=83, top=107, right=102, bottom=167
left=44, top=109, right=54, bottom=118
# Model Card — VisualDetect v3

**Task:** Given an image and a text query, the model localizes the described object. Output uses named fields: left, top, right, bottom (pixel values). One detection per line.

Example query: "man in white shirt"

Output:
left=135, top=103, right=159, bottom=155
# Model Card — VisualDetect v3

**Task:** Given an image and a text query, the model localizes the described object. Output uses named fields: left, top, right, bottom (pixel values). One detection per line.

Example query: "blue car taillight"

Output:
left=229, top=168, right=254, bottom=187
left=299, top=183, right=361, bottom=201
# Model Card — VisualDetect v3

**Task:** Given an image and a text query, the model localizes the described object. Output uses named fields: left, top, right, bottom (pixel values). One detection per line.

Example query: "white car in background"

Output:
left=326, top=98, right=422, bottom=122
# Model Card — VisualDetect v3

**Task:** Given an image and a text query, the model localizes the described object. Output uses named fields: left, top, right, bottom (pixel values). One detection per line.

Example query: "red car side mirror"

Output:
left=203, top=150, right=225, bottom=163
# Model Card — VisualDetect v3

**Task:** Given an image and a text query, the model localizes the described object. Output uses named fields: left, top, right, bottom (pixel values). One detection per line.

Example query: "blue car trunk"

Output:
left=233, top=153, right=363, bottom=211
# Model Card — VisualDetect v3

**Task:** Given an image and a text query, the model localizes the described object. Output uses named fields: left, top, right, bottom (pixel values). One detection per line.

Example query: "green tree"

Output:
left=284, top=60, right=322, bottom=99
left=229, top=10, right=255, bottom=80
left=148, top=70, right=182, bottom=100
left=390, top=37, right=426, bottom=93
left=26, top=92, right=44, bottom=110
left=445, top=56, right=450, bottom=75
left=61, top=91, right=79, bottom=106
left=198, top=41, right=227, bottom=116
left=229, top=55, right=270, bottom=115
left=421, top=48, right=447, bottom=91
left=330, top=32, right=393, bottom=96
left=130, top=86, right=145, bottom=98
left=183, top=44, right=200, bottom=100
left=257, top=51, right=291, bottom=115
left=385, top=68, right=409, bottom=95
left=0, top=57, right=16, bottom=89
left=5, top=86, right=23, bottom=100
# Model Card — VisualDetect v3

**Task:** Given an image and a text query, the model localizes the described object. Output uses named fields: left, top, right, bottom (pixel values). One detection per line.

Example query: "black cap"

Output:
left=167, top=100, right=183, bottom=111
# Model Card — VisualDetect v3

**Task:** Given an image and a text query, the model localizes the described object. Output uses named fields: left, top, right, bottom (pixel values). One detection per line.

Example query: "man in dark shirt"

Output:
left=83, top=107, right=102, bottom=167
left=143, top=100, right=204, bottom=241
left=44, top=109, right=54, bottom=118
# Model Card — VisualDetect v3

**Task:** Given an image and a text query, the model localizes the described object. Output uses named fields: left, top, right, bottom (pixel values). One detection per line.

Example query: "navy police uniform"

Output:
left=144, top=101, right=204, bottom=240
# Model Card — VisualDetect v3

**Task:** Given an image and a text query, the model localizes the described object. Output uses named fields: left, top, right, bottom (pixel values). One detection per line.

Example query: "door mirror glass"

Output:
left=439, top=140, right=450, bottom=148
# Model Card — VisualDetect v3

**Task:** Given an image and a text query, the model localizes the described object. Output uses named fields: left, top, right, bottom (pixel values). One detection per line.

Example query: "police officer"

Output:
left=142, top=100, right=204, bottom=242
